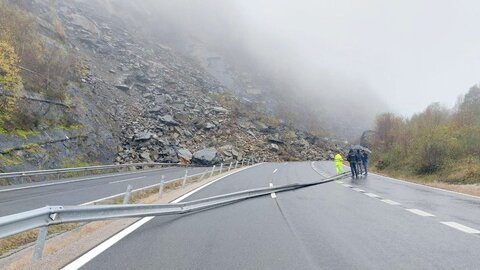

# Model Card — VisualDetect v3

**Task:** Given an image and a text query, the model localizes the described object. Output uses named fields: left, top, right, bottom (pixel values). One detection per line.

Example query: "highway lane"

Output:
left=78, top=161, right=480, bottom=269
left=314, top=161, right=480, bottom=233
left=0, top=166, right=208, bottom=216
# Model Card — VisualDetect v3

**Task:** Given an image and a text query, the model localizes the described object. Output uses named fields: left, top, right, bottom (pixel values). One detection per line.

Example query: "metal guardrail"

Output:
left=0, top=162, right=178, bottom=179
left=0, top=173, right=348, bottom=239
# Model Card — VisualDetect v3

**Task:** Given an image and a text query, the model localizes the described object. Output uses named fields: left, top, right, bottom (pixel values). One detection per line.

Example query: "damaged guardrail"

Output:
left=0, top=165, right=347, bottom=262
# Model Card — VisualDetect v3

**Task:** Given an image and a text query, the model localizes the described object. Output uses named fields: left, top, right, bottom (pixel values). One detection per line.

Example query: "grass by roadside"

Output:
left=369, top=167, right=480, bottom=197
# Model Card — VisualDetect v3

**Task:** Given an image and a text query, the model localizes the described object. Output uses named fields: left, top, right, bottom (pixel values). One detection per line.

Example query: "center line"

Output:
left=364, top=193, right=380, bottom=198
left=406, top=209, right=435, bottom=217
left=342, top=184, right=352, bottom=188
left=109, top=176, right=145, bottom=184
left=273, top=168, right=278, bottom=174
left=352, top=188, right=365, bottom=192
left=269, top=183, right=277, bottom=199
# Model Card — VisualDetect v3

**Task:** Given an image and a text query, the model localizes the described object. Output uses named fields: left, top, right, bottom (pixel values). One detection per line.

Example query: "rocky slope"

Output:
left=0, top=0, right=344, bottom=172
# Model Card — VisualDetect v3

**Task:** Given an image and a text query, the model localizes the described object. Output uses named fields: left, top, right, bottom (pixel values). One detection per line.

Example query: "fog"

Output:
left=97, top=0, right=480, bottom=136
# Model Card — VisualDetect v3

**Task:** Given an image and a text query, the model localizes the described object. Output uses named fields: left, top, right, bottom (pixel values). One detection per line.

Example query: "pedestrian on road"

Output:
left=355, top=150, right=363, bottom=176
left=334, top=153, right=344, bottom=174
left=362, top=151, right=369, bottom=175
left=346, top=150, right=358, bottom=178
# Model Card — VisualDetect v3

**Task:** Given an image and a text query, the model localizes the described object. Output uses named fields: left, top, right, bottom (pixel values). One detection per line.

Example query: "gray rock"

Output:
left=204, top=122, right=216, bottom=129
left=177, top=148, right=192, bottom=161
left=192, top=148, right=221, bottom=165
left=212, top=107, right=229, bottom=113
left=269, top=143, right=280, bottom=151
left=134, top=132, right=154, bottom=141
left=140, top=151, right=151, bottom=161
left=115, top=85, right=130, bottom=91
left=159, top=115, right=179, bottom=126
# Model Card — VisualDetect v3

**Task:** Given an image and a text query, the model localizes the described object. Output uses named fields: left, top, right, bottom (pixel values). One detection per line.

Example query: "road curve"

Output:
left=70, top=161, right=479, bottom=269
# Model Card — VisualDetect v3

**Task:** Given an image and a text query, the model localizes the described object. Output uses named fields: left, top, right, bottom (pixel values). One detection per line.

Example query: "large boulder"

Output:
left=192, top=148, right=221, bottom=165
left=177, top=148, right=193, bottom=162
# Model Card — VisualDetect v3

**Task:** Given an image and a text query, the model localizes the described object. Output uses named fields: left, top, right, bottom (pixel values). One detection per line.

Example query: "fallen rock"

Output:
left=269, top=143, right=280, bottom=151
left=159, top=115, right=179, bottom=126
left=177, top=148, right=192, bottom=161
left=192, top=148, right=221, bottom=165
left=134, top=132, right=154, bottom=141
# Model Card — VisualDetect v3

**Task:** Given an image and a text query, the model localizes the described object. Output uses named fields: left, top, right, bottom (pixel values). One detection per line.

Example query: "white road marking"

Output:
left=381, top=199, right=401, bottom=205
left=364, top=193, right=380, bottom=198
left=369, top=172, right=480, bottom=200
left=109, top=176, right=145, bottom=184
left=273, top=169, right=278, bottom=174
left=342, top=184, right=352, bottom=188
left=62, top=164, right=261, bottom=269
left=0, top=168, right=169, bottom=193
left=440, top=222, right=480, bottom=234
left=406, top=209, right=435, bottom=217
left=269, top=183, right=277, bottom=199
left=335, top=180, right=344, bottom=184
left=352, top=188, right=365, bottom=192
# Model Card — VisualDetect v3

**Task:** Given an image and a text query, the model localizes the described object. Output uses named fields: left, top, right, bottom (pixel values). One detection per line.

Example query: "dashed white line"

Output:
left=381, top=199, right=401, bottom=205
left=109, top=176, right=145, bottom=184
left=440, top=222, right=480, bottom=234
left=269, top=183, right=277, bottom=199
left=352, top=188, right=365, bottom=192
left=406, top=209, right=435, bottom=217
left=364, top=193, right=380, bottom=198
left=335, top=180, right=344, bottom=184
left=342, top=184, right=352, bottom=188
left=273, top=169, right=278, bottom=174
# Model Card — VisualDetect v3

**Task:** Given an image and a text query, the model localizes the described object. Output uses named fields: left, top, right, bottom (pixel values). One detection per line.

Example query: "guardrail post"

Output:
left=219, top=163, right=223, bottom=174
left=158, top=175, right=165, bottom=199
left=228, top=162, right=232, bottom=171
left=241, top=159, right=244, bottom=167
left=123, top=185, right=133, bottom=204
left=210, top=165, right=216, bottom=177
left=199, top=169, right=208, bottom=181
left=32, top=226, right=48, bottom=262
left=182, top=169, right=188, bottom=188
left=234, top=161, right=238, bottom=169
left=263, top=157, right=265, bottom=163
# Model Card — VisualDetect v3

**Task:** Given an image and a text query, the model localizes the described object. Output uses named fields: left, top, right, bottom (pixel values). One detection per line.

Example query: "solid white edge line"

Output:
left=352, top=188, right=365, bottom=192
left=108, top=176, right=145, bottom=184
left=0, top=167, right=172, bottom=193
left=62, top=163, right=263, bottom=269
left=405, top=209, right=435, bottom=217
left=440, top=222, right=480, bottom=234
left=369, top=172, right=480, bottom=200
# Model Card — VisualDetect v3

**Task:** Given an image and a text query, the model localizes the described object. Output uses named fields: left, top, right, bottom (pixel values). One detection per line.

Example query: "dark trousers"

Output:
left=363, top=161, right=368, bottom=175
left=357, top=162, right=363, bottom=175
left=350, top=162, right=357, bottom=177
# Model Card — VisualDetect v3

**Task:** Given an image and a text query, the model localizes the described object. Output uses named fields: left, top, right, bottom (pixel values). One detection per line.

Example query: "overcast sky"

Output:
left=230, top=0, right=480, bottom=115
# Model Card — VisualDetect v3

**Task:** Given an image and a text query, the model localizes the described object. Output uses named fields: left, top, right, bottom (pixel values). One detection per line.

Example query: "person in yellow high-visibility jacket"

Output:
left=334, top=153, right=344, bottom=174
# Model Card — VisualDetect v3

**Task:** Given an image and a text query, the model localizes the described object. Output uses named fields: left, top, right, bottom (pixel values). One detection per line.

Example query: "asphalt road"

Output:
left=76, top=161, right=480, bottom=269
left=0, top=166, right=207, bottom=216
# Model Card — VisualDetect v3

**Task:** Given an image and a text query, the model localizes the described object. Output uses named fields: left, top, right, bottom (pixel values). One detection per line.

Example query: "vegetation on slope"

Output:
left=370, top=86, right=480, bottom=184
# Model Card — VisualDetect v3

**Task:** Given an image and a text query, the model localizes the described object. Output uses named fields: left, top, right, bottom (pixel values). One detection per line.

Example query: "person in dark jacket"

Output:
left=346, top=149, right=358, bottom=178
left=361, top=151, right=369, bottom=175
left=355, top=150, right=363, bottom=175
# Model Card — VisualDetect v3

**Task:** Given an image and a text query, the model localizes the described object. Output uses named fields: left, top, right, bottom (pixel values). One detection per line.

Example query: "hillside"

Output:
left=0, top=0, right=343, bottom=173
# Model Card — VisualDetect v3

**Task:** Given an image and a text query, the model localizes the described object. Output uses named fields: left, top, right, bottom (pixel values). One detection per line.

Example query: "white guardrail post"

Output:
left=158, top=175, right=165, bottom=199
left=219, top=163, right=223, bottom=174
left=210, top=165, right=216, bottom=178
left=228, top=162, right=232, bottom=172
left=234, top=161, right=238, bottom=169
left=182, top=169, right=188, bottom=188
left=123, top=185, right=133, bottom=204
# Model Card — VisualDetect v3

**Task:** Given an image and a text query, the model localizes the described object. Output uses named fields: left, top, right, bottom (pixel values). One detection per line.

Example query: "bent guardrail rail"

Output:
left=0, top=173, right=348, bottom=239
